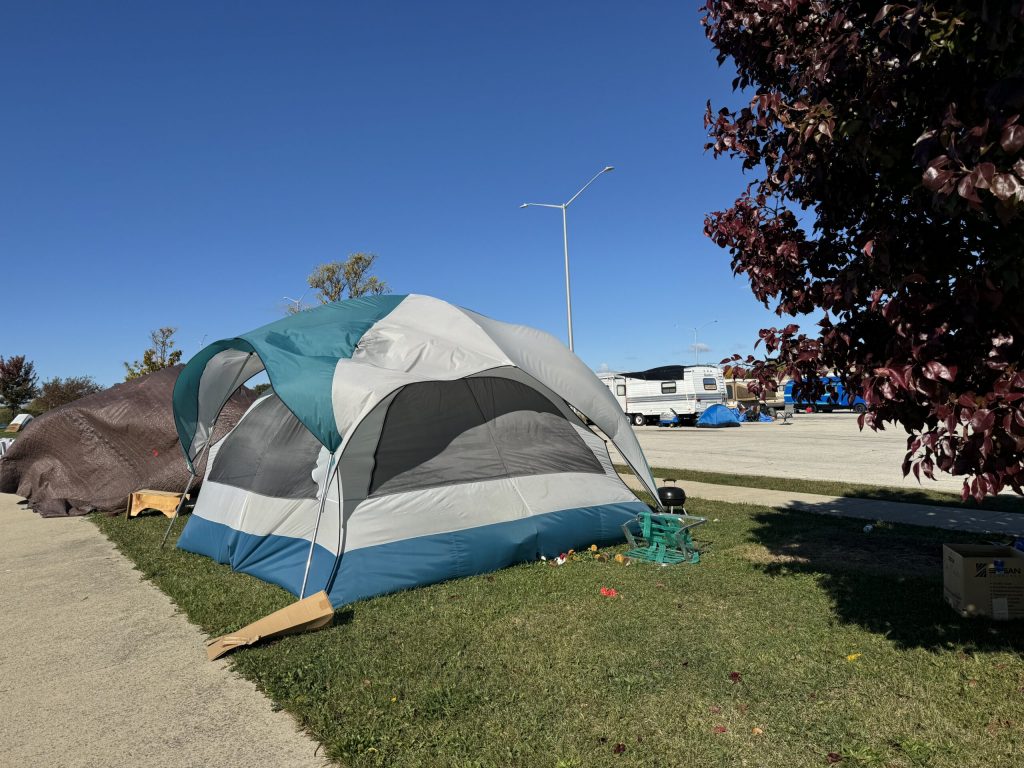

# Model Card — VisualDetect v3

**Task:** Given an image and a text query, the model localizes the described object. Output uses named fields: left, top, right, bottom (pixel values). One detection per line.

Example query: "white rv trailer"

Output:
left=598, top=365, right=727, bottom=426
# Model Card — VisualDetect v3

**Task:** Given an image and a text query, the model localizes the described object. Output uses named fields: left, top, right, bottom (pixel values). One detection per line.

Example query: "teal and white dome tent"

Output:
left=170, top=294, right=660, bottom=607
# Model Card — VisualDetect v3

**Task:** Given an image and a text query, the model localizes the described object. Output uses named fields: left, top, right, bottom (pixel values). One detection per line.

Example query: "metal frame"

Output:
left=160, top=352, right=255, bottom=549
left=299, top=451, right=341, bottom=599
left=159, top=468, right=199, bottom=548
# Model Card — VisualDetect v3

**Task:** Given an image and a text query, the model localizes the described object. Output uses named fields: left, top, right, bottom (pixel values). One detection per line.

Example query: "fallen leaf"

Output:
left=752, top=727, right=764, bottom=735
left=846, top=653, right=862, bottom=662
left=361, top=679, right=371, bottom=688
left=968, top=679, right=978, bottom=688
left=729, top=671, right=743, bottom=684
left=612, top=742, right=626, bottom=755
left=826, top=753, right=842, bottom=764
left=390, top=696, right=397, bottom=703
left=713, top=726, right=727, bottom=734
left=589, top=544, right=598, bottom=552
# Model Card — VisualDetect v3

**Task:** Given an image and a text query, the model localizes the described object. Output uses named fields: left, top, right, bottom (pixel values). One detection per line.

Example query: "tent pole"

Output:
left=161, top=352, right=256, bottom=550
left=160, top=470, right=197, bottom=549
left=300, top=453, right=336, bottom=599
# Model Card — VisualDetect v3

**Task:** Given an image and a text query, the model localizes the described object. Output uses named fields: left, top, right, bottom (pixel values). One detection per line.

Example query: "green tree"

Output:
left=0, top=355, right=39, bottom=414
left=32, top=376, right=104, bottom=412
left=124, top=327, right=183, bottom=381
left=293, top=253, right=389, bottom=312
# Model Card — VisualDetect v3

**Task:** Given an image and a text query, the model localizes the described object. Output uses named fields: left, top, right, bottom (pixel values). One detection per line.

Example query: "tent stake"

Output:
left=300, top=453, right=336, bottom=599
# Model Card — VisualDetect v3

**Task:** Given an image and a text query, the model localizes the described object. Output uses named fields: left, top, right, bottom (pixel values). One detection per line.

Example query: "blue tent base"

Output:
left=696, top=403, right=742, bottom=428
left=178, top=500, right=647, bottom=606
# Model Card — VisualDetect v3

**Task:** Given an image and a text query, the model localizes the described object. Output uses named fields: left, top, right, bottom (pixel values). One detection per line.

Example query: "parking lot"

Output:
left=607, top=412, right=967, bottom=495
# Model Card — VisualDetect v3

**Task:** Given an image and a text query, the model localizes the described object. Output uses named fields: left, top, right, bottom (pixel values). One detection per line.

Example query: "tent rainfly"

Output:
left=171, top=294, right=661, bottom=606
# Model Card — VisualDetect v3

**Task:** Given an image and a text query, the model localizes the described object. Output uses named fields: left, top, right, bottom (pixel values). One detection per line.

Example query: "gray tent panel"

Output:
left=369, top=377, right=602, bottom=497
left=208, top=395, right=323, bottom=499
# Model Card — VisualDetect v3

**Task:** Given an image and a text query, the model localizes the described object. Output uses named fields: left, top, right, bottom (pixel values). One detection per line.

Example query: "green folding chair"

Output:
left=621, top=510, right=705, bottom=565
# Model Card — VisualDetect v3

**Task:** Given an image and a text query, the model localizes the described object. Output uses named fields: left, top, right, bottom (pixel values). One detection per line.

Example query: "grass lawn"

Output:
left=1, top=430, right=17, bottom=439
left=619, top=464, right=1024, bottom=516
left=93, top=500, right=1024, bottom=767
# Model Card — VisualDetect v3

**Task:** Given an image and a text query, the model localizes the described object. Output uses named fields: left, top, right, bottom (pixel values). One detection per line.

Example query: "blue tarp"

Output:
left=659, top=411, right=681, bottom=427
left=697, top=403, right=742, bottom=428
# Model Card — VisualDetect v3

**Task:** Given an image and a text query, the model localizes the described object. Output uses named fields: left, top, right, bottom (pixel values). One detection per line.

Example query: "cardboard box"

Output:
left=943, top=544, right=1024, bottom=620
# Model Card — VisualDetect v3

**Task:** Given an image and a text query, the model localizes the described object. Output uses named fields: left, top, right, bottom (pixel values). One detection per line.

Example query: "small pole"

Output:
left=562, top=204, right=573, bottom=353
left=160, top=471, right=196, bottom=549
left=160, top=351, right=255, bottom=550
left=300, top=453, right=336, bottom=599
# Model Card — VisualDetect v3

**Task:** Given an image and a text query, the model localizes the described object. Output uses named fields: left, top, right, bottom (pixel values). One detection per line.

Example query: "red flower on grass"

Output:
left=599, top=587, right=619, bottom=598
left=729, top=671, right=742, bottom=683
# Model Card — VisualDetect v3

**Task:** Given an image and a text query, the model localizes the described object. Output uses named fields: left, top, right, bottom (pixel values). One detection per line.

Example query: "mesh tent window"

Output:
left=368, top=377, right=603, bottom=497
left=208, top=395, right=323, bottom=499
left=207, top=377, right=607, bottom=502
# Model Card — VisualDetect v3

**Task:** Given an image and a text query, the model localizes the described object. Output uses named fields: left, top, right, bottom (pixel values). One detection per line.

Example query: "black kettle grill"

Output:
left=657, top=480, right=687, bottom=510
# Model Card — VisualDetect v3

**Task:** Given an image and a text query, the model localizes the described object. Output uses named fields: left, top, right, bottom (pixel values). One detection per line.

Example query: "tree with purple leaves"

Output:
left=702, top=1, right=1024, bottom=501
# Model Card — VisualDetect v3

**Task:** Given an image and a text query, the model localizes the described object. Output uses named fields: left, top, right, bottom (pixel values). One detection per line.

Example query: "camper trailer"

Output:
left=599, top=365, right=726, bottom=426
left=725, top=378, right=787, bottom=415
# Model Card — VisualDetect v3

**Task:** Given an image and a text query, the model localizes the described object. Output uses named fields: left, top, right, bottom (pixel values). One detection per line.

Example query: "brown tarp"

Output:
left=0, top=365, right=256, bottom=517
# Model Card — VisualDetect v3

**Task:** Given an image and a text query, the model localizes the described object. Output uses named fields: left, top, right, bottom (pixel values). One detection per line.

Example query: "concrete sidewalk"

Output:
left=0, top=494, right=328, bottom=768
left=621, top=475, right=1024, bottom=536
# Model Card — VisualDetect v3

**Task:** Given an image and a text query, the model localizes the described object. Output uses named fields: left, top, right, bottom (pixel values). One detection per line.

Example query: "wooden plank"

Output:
left=127, top=490, right=189, bottom=519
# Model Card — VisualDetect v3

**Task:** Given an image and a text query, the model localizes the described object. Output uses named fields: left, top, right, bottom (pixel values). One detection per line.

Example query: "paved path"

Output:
left=607, top=414, right=969, bottom=494
left=620, top=475, right=1024, bottom=536
left=0, top=494, right=328, bottom=768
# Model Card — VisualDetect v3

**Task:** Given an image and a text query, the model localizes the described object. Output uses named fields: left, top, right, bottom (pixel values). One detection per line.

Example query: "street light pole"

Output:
left=561, top=204, right=572, bottom=351
left=521, top=165, right=614, bottom=353
left=693, top=319, right=718, bottom=364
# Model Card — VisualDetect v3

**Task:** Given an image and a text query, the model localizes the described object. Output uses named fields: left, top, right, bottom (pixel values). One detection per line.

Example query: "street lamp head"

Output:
left=519, top=203, right=529, bottom=209
left=602, top=166, right=614, bottom=173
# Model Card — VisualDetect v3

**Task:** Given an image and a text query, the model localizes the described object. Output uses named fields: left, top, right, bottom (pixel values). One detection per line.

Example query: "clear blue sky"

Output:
left=1, top=1, right=779, bottom=386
